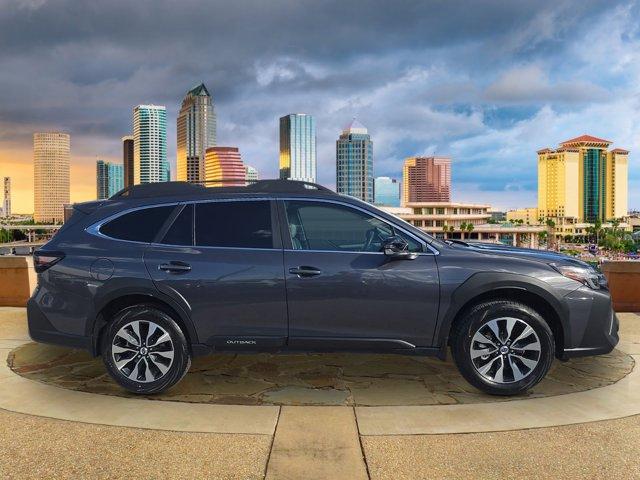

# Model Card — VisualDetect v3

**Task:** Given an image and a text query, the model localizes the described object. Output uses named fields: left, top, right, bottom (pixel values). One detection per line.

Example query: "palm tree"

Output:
left=466, top=223, right=474, bottom=239
left=459, top=222, right=467, bottom=240
left=545, top=218, right=556, bottom=249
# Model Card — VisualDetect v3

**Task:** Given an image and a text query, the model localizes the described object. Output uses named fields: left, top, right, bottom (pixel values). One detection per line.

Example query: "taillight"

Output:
left=33, top=251, right=65, bottom=273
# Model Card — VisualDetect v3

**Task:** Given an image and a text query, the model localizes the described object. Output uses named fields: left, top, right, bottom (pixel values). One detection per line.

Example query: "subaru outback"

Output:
left=27, top=180, right=618, bottom=395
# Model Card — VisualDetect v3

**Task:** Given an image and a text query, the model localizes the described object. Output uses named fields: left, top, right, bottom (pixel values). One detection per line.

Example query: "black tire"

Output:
left=101, top=304, right=191, bottom=394
left=451, top=300, right=554, bottom=396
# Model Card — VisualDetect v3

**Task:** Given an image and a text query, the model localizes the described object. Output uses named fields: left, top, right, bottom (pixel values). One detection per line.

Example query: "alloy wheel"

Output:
left=470, top=317, right=541, bottom=384
left=111, top=320, right=175, bottom=383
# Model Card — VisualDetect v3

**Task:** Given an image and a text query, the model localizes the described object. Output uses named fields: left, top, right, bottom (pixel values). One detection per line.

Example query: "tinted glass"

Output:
left=195, top=201, right=273, bottom=248
left=285, top=201, right=422, bottom=253
left=100, top=205, right=175, bottom=243
left=161, top=204, right=193, bottom=246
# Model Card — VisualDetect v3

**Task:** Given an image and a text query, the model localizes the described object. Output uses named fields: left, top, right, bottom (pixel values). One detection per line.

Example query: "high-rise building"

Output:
left=402, top=156, right=451, bottom=205
left=245, top=165, right=259, bottom=183
left=2, top=177, right=10, bottom=218
left=279, top=113, right=316, bottom=183
left=122, top=135, right=134, bottom=188
left=204, top=147, right=246, bottom=187
left=33, top=132, right=70, bottom=223
left=336, top=119, right=373, bottom=202
left=96, top=160, right=124, bottom=200
left=374, top=176, right=400, bottom=207
left=538, top=135, right=628, bottom=222
left=133, top=105, right=169, bottom=184
left=177, top=83, right=216, bottom=183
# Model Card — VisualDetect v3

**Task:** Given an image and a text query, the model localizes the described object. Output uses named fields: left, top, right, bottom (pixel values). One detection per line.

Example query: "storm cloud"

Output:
left=0, top=0, right=638, bottom=211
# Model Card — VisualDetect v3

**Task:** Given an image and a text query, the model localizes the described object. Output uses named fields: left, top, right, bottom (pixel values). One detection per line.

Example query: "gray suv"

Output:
left=27, top=180, right=618, bottom=395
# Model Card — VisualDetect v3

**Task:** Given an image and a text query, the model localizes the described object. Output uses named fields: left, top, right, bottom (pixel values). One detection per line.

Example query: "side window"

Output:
left=284, top=201, right=422, bottom=253
left=195, top=200, right=273, bottom=249
left=100, top=205, right=175, bottom=243
left=161, top=204, right=193, bottom=246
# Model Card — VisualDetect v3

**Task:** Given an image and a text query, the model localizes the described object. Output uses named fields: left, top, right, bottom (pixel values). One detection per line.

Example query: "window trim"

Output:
left=87, top=202, right=181, bottom=245
left=278, top=197, right=438, bottom=256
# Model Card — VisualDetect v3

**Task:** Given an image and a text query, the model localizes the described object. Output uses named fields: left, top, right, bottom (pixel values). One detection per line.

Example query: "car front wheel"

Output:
left=451, top=300, right=555, bottom=395
left=101, top=304, right=191, bottom=394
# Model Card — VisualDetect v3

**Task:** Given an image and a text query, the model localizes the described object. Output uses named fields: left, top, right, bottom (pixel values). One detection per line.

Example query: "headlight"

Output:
left=550, top=263, right=601, bottom=289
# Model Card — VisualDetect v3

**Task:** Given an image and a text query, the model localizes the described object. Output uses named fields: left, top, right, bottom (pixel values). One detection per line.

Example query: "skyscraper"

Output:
left=2, top=177, right=10, bottom=218
left=245, top=165, right=259, bottom=183
left=537, top=135, right=628, bottom=222
left=96, top=160, right=124, bottom=200
left=279, top=114, right=316, bottom=183
left=402, top=156, right=451, bottom=205
left=177, top=83, right=217, bottom=183
left=336, top=119, right=373, bottom=202
left=122, top=135, right=134, bottom=188
left=133, top=105, right=169, bottom=184
left=204, top=147, right=246, bottom=187
left=33, top=132, right=70, bottom=223
left=374, top=176, right=400, bottom=207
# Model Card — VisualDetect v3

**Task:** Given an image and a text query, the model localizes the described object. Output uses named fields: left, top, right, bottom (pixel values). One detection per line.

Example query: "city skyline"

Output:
left=1, top=1, right=639, bottom=213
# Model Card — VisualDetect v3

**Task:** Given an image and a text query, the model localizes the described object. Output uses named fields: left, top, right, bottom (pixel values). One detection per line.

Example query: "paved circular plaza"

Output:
left=8, top=341, right=634, bottom=406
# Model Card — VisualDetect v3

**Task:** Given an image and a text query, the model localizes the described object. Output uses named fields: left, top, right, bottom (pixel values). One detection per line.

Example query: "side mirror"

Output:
left=382, top=236, right=418, bottom=260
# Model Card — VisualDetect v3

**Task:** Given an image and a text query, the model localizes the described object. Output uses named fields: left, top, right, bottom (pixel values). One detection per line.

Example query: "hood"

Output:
left=451, top=241, right=593, bottom=268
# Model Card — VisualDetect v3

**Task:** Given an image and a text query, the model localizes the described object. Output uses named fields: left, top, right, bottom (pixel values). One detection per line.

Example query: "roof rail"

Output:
left=110, top=179, right=334, bottom=199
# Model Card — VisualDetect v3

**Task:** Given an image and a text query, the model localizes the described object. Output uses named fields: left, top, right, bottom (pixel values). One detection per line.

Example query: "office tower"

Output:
left=97, top=160, right=124, bottom=200
left=2, top=177, right=10, bottom=217
left=204, top=147, right=246, bottom=187
left=122, top=135, right=134, bottom=188
left=336, top=119, right=373, bottom=202
left=538, top=135, right=629, bottom=222
left=96, top=160, right=109, bottom=200
left=374, top=176, right=401, bottom=207
left=133, top=105, right=169, bottom=184
left=402, top=156, right=451, bottom=205
left=245, top=165, right=259, bottom=183
left=279, top=113, right=316, bottom=183
left=176, top=83, right=217, bottom=183
left=33, top=132, right=70, bottom=223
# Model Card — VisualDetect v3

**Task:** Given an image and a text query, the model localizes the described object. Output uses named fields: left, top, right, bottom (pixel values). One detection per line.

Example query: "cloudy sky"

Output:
left=0, top=0, right=639, bottom=213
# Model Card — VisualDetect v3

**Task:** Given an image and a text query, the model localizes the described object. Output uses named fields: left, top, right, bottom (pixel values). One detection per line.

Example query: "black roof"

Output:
left=111, top=179, right=335, bottom=200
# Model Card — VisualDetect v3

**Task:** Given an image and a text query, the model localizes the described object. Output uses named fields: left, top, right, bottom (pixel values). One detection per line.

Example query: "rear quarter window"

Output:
left=99, top=205, right=175, bottom=243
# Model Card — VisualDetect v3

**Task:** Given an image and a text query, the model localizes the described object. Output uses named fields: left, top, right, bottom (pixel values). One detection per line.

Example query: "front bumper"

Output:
left=27, top=297, right=92, bottom=351
left=560, top=286, right=619, bottom=359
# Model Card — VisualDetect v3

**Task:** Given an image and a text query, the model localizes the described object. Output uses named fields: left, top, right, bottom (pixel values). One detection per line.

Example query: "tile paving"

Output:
left=8, top=340, right=634, bottom=406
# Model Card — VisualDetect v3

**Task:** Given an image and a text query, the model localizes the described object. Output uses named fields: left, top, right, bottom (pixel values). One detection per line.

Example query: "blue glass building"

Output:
left=374, top=176, right=401, bottom=207
left=336, top=119, right=373, bottom=203
left=133, top=105, right=169, bottom=184
left=96, top=161, right=125, bottom=200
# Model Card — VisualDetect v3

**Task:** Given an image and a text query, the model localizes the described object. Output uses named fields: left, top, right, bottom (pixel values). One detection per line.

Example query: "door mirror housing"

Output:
left=382, top=236, right=418, bottom=260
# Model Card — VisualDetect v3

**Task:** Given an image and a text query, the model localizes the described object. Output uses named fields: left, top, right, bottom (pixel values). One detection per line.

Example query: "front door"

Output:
left=280, top=199, right=440, bottom=350
left=144, top=199, right=288, bottom=349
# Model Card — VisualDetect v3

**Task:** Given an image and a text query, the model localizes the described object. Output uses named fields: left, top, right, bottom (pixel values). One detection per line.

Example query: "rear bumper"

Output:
left=27, top=298, right=92, bottom=351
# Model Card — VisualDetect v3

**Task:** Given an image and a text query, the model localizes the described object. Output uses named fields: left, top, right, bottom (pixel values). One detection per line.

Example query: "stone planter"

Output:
left=601, top=261, right=640, bottom=312
left=0, top=256, right=36, bottom=307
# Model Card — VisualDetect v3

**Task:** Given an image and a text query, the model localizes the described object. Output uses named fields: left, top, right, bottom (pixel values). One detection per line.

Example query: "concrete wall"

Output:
left=602, top=261, right=640, bottom=312
left=0, top=257, right=36, bottom=307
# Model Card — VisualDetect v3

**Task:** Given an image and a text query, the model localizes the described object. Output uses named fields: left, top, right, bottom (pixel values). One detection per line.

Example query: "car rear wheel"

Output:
left=451, top=300, right=555, bottom=395
left=101, top=305, right=191, bottom=394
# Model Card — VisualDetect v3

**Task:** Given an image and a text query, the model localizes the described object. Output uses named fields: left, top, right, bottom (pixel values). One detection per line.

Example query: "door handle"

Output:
left=289, top=266, right=322, bottom=277
left=159, top=261, right=192, bottom=273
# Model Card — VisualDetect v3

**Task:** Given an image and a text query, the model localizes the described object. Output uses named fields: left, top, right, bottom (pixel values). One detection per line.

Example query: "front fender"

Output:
left=433, top=271, right=571, bottom=358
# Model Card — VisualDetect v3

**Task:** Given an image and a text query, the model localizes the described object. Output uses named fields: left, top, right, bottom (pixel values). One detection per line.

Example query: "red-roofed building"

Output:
left=537, top=135, right=628, bottom=224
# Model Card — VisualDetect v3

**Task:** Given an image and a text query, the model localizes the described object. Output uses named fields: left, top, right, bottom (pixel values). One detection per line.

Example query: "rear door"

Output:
left=144, top=199, right=288, bottom=349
